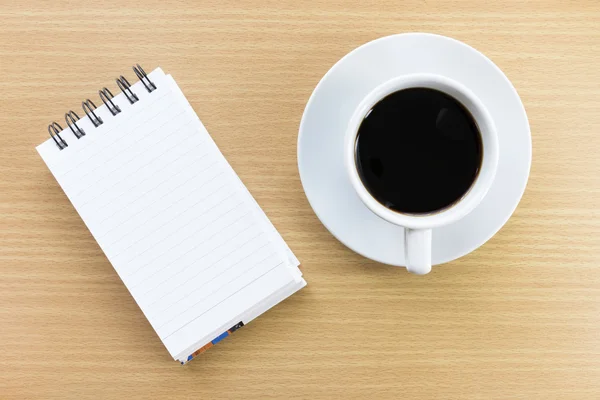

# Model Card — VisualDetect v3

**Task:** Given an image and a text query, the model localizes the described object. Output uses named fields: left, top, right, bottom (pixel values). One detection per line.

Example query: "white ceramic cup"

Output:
left=344, top=73, right=499, bottom=275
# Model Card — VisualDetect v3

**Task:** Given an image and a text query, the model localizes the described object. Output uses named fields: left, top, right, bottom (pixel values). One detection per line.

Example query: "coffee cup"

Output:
left=344, top=73, right=499, bottom=274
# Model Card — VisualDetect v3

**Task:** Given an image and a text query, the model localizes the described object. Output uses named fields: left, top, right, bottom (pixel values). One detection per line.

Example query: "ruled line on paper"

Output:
left=107, top=190, right=241, bottom=263
left=123, top=207, right=248, bottom=284
left=94, top=167, right=224, bottom=240
left=77, top=140, right=209, bottom=216
left=148, top=238, right=270, bottom=317
left=81, top=145, right=214, bottom=226
left=93, top=176, right=229, bottom=248
left=70, top=114, right=194, bottom=201
left=139, top=229, right=267, bottom=310
left=135, top=223, right=261, bottom=298
left=161, top=260, right=284, bottom=338
left=156, top=255, right=281, bottom=331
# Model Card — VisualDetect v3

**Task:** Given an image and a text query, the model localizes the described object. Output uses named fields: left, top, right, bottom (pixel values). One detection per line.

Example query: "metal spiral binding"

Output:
left=99, top=88, right=121, bottom=116
left=133, top=64, right=156, bottom=93
left=116, top=76, right=139, bottom=104
left=65, top=110, right=85, bottom=139
left=47, top=64, right=155, bottom=151
left=48, top=122, right=68, bottom=150
left=82, top=99, right=104, bottom=127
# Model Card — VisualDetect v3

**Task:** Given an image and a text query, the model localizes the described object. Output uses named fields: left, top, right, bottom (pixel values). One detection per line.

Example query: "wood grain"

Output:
left=1, top=1, right=599, bottom=399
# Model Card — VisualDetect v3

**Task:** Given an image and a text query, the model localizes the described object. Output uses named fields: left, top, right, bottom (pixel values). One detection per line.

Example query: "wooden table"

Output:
left=1, top=1, right=599, bottom=399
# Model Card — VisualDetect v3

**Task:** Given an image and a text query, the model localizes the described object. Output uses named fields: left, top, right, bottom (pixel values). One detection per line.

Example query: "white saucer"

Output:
left=297, top=33, right=531, bottom=267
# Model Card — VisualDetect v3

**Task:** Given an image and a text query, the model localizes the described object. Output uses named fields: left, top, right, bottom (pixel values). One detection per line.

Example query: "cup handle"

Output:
left=404, top=228, right=432, bottom=275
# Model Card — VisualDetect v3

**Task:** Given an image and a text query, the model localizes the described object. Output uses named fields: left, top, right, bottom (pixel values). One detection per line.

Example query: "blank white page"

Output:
left=37, top=68, right=301, bottom=358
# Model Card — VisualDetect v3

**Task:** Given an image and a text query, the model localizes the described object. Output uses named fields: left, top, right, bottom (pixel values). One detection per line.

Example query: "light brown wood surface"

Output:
left=1, top=1, right=600, bottom=399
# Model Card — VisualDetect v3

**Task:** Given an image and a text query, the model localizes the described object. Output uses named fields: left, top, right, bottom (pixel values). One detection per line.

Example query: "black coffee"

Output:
left=355, top=88, right=482, bottom=214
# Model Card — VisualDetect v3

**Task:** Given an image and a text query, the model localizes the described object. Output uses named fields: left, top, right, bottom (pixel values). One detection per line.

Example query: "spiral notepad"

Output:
left=36, top=65, right=306, bottom=364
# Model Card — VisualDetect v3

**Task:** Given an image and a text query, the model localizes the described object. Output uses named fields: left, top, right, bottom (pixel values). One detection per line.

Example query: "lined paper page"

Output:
left=37, top=69, right=300, bottom=354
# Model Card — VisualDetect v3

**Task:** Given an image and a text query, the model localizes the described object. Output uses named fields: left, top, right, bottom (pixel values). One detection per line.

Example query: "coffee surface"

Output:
left=355, top=88, right=482, bottom=214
